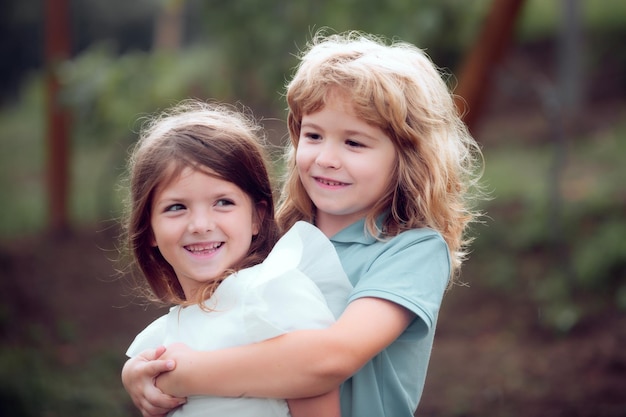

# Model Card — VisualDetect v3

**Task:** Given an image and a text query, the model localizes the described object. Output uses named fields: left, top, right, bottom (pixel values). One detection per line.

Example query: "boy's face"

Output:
left=150, top=166, right=259, bottom=299
left=296, top=91, right=397, bottom=236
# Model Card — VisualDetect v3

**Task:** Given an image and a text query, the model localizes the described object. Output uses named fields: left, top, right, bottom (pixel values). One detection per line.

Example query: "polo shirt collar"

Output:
left=329, top=215, right=386, bottom=245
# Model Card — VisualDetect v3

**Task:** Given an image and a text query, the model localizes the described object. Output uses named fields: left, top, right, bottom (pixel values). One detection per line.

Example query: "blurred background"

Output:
left=1, top=0, right=625, bottom=416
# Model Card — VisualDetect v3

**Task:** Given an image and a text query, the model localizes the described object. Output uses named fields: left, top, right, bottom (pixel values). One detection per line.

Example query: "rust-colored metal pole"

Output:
left=454, top=0, right=526, bottom=133
left=44, top=0, right=71, bottom=235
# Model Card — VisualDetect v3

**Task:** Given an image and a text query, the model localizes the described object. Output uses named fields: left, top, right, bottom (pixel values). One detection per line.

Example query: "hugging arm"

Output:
left=120, top=346, right=343, bottom=417
left=287, top=389, right=341, bottom=417
left=122, top=297, right=413, bottom=416
left=155, top=297, right=414, bottom=398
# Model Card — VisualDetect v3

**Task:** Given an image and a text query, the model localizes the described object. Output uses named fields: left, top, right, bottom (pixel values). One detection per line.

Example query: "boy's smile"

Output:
left=296, top=90, right=397, bottom=236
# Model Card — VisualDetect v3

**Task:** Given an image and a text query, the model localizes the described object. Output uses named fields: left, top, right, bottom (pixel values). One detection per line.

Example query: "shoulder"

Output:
left=341, top=227, right=450, bottom=301
left=383, top=228, right=448, bottom=257
left=347, top=229, right=450, bottom=331
left=125, top=311, right=172, bottom=357
left=358, top=228, right=450, bottom=278
left=368, top=228, right=450, bottom=283
left=252, top=221, right=335, bottom=286
left=336, top=226, right=448, bottom=265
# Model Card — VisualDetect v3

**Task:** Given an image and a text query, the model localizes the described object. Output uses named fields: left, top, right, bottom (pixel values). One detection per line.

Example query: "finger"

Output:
left=136, top=347, right=161, bottom=361
left=153, top=345, right=166, bottom=359
left=144, top=390, right=186, bottom=412
left=140, top=403, right=168, bottom=417
left=145, top=358, right=176, bottom=377
left=141, top=408, right=167, bottom=417
left=140, top=402, right=172, bottom=417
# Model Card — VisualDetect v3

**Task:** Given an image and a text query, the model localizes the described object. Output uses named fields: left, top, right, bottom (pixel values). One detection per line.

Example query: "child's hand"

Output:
left=122, top=346, right=186, bottom=416
left=154, top=343, right=195, bottom=397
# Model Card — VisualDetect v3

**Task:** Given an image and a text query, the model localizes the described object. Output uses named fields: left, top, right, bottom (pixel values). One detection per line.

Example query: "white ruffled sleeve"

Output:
left=125, top=313, right=169, bottom=357
left=289, top=222, right=353, bottom=319
left=242, top=221, right=352, bottom=343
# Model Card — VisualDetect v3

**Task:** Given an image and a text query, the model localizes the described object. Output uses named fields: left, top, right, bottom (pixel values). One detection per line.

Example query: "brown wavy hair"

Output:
left=122, top=100, right=279, bottom=306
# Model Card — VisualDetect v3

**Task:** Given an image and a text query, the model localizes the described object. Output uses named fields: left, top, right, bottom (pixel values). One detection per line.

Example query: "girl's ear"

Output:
left=252, top=201, right=267, bottom=236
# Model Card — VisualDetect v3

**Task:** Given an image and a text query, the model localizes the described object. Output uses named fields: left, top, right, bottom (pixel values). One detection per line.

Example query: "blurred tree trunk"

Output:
left=558, top=0, right=584, bottom=126
left=45, top=0, right=71, bottom=236
left=154, top=0, right=185, bottom=51
left=454, top=0, right=526, bottom=134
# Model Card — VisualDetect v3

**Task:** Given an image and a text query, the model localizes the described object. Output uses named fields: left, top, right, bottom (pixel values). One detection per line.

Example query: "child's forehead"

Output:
left=300, top=86, right=355, bottom=114
left=157, top=161, right=218, bottom=189
left=320, top=88, right=354, bottom=111
left=315, top=87, right=388, bottom=126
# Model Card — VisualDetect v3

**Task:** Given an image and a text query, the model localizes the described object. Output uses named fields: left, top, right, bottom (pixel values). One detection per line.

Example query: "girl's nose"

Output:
left=188, top=211, right=214, bottom=234
left=315, top=143, right=341, bottom=169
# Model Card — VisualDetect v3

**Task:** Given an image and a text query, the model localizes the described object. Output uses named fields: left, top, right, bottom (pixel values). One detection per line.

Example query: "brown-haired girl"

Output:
left=122, top=99, right=349, bottom=417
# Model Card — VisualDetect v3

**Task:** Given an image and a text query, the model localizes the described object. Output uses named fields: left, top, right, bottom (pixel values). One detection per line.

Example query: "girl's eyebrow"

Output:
left=153, top=195, right=185, bottom=206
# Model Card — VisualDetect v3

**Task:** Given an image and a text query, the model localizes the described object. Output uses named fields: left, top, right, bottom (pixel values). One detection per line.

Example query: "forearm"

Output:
left=158, top=328, right=353, bottom=398
left=287, top=389, right=341, bottom=417
left=157, top=298, right=414, bottom=399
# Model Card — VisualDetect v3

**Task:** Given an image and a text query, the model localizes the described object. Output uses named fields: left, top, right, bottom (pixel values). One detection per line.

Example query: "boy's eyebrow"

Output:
left=301, top=122, right=379, bottom=141
left=300, top=121, right=321, bottom=129
left=344, top=129, right=377, bottom=139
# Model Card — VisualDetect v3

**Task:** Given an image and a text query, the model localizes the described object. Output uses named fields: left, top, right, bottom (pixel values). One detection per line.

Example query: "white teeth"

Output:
left=186, top=242, right=222, bottom=252
left=319, top=178, right=343, bottom=186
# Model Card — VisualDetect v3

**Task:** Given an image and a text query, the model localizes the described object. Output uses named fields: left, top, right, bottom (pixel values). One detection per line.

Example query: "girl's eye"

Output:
left=165, top=203, right=185, bottom=212
left=216, top=199, right=234, bottom=207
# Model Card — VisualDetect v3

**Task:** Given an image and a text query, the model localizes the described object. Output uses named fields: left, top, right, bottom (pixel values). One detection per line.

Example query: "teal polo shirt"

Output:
left=330, top=219, right=450, bottom=417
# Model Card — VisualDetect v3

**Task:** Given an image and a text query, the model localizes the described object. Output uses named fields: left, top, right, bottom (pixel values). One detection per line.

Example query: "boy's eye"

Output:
left=346, top=139, right=364, bottom=148
left=165, top=203, right=185, bottom=212
left=303, top=132, right=321, bottom=140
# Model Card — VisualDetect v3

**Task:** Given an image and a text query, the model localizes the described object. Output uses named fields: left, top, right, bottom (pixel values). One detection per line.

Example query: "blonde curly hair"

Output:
left=276, top=30, right=485, bottom=282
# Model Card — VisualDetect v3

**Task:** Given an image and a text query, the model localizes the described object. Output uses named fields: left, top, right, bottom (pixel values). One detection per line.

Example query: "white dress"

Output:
left=126, top=221, right=353, bottom=417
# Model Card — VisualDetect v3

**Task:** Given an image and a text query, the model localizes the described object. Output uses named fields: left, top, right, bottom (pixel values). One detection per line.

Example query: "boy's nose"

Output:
left=315, top=143, right=341, bottom=169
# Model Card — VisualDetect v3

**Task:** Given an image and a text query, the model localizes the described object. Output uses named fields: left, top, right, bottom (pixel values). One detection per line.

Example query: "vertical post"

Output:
left=559, top=0, right=583, bottom=126
left=453, top=0, right=526, bottom=133
left=153, top=0, right=185, bottom=51
left=44, top=0, right=71, bottom=235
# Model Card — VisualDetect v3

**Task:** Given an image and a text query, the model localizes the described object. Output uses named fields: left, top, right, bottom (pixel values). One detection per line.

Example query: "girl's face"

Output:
left=296, top=92, right=397, bottom=236
left=150, top=166, right=260, bottom=299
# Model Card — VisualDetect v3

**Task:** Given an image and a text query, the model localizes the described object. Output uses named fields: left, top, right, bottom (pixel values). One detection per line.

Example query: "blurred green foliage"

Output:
left=0, top=0, right=495, bottom=236
left=473, top=125, right=626, bottom=332
left=0, top=345, right=130, bottom=416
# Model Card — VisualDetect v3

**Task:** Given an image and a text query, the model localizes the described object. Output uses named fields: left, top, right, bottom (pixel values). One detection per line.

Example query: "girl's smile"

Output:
left=150, top=166, right=260, bottom=299
left=184, top=241, right=223, bottom=255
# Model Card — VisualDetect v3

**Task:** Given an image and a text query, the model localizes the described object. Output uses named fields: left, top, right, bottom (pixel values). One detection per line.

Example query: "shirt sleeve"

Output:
left=241, top=222, right=349, bottom=343
left=349, top=231, right=450, bottom=333
left=242, top=269, right=336, bottom=343
left=125, top=314, right=169, bottom=357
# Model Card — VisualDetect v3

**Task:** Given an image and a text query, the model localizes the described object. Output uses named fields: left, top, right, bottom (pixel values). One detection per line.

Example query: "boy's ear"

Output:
left=253, top=201, right=267, bottom=236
